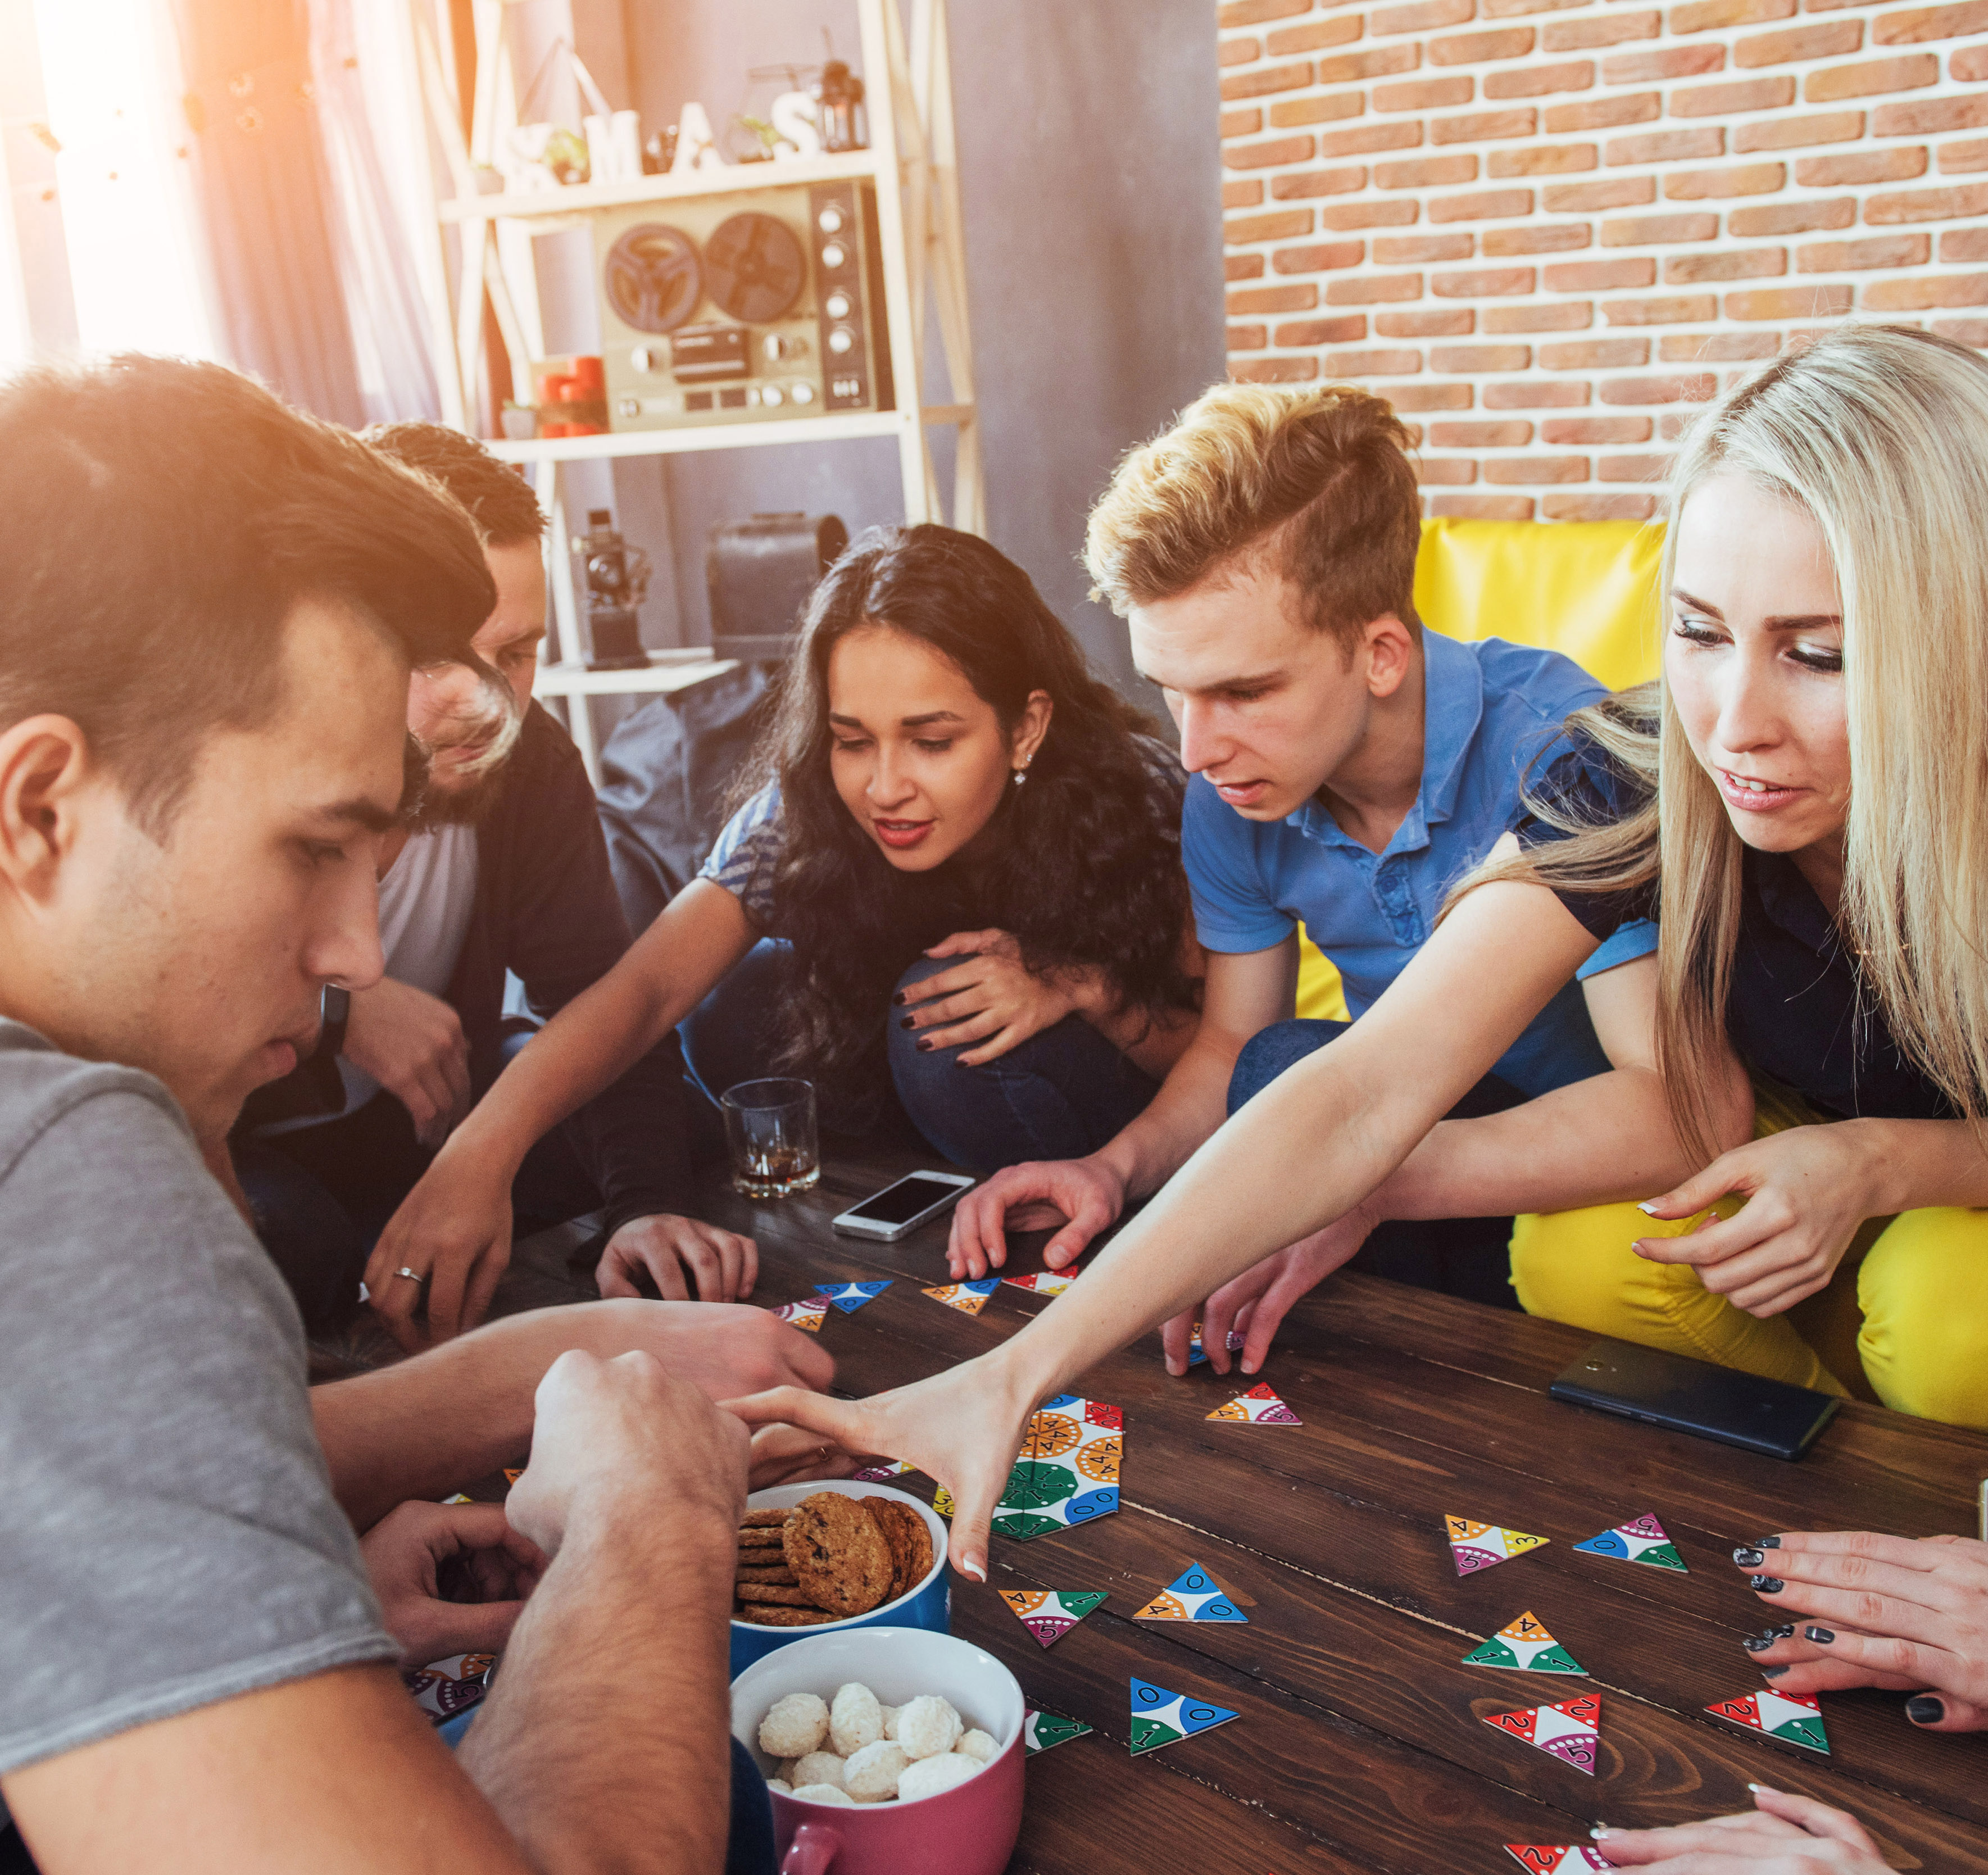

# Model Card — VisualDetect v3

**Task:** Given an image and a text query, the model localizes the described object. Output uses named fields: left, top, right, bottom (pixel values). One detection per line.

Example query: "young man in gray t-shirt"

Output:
left=0, top=359, right=833, bottom=1872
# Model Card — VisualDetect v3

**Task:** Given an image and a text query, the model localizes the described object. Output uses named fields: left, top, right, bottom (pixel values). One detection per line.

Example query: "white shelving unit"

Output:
left=406, top=0, right=982, bottom=780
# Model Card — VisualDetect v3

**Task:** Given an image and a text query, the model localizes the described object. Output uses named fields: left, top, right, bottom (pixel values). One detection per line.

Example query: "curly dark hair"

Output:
left=746, top=524, right=1200, bottom=1088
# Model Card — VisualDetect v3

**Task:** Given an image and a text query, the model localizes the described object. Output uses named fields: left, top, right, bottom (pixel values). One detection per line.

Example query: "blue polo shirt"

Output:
left=1183, top=629, right=1657, bottom=1098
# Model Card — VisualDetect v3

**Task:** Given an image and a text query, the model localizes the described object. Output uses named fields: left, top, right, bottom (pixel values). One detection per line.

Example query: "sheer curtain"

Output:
left=308, top=0, right=441, bottom=423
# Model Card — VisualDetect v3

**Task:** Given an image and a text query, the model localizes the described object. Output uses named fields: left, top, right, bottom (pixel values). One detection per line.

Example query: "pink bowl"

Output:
left=730, top=1626, right=1025, bottom=1875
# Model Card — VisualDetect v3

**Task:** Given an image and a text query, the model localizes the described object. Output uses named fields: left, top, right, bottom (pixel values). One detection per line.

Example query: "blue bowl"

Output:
left=730, top=1479, right=950, bottom=1679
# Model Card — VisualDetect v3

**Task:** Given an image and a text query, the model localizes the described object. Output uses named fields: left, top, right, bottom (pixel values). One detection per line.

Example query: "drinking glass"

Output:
left=721, top=1077, right=820, bottom=1197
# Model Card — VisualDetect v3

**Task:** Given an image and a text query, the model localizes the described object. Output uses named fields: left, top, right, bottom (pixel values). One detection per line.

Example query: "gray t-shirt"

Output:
left=0, top=1021, right=394, bottom=1787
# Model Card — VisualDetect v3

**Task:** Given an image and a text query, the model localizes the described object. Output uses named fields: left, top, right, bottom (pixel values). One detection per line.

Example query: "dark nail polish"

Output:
left=1769, top=1624, right=1795, bottom=1640
left=1762, top=1665, right=1789, bottom=1679
left=1804, top=1626, right=1835, bottom=1645
left=915, top=1038, right=933, bottom=1052
left=1907, top=1695, right=1945, bottom=1724
left=1742, top=1632, right=1774, bottom=1652
left=1755, top=1536, right=1781, bottom=1550
left=1750, top=1576, right=1785, bottom=1593
left=1733, top=1546, right=1765, bottom=1568
left=891, top=991, right=907, bottom=1006
left=898, top=1014, right=916, bottom=1029
left=955, top=1056, right=972, bottom=1068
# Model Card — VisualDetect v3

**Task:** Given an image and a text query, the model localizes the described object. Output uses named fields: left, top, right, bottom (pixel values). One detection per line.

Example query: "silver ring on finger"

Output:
left=393, top=1266, right=429, bottom=1283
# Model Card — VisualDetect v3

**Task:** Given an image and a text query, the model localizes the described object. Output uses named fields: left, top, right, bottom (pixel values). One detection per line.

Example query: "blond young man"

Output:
left=946, top=382, right=1656, bottom=1353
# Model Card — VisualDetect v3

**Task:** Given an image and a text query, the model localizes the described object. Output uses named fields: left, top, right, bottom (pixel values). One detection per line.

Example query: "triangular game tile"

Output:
left=998, top=1588, right=1107, bottom=1647
left=1574, top=1511, right=1687, bottom=1573
left=1002, top=1270, right=1075, bottom=1296
left=1187, top=1320, right=1245, bottom=1366
left=814, top=1280, right=893, bottom=1314
left=1505, top=1849, right=1611, bottom=1873
left=1481, top=1694, right=1601, bottom=1776
left=1206, top=1383, right=1301, bottom=1424
left=772, top=1299, right=828, bottom=1333
left=1704, top=1687, right=1830, bottom=1754
left=1023, top=1708, right=1092, bottom=1756
left=990, top=1395, right=1123, bottom=1540
left=850, top=1459, right=915, bottom=1482
left=922, top=1278, right=1001, bottom=1315
left=1134, top=1563, right=1249, bottom=1623
left=1128, top=1676, right=1240, bottom=1756
left=931, top=1485, right=955, bottom=1517
left=1463, top=1611, right=1586, bottom=1676
left=1445, top=1514, right=1550, bottom=1575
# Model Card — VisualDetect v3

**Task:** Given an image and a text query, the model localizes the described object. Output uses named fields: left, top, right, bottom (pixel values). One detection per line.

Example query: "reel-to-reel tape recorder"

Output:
left=593, top=179, right=894, bottom=433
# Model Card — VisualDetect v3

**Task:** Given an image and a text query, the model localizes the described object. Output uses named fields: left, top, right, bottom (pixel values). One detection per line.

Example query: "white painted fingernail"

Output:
left=961, top=1557, right=986, bottom=1582
left=1636, top=1201, right=1660, bottom=1215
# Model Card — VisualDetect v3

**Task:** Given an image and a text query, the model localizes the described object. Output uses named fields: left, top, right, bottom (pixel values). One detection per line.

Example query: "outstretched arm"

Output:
left=734, top=878, right=1601, bottom=1580
left=315, top=1297, right=834, bottom=1531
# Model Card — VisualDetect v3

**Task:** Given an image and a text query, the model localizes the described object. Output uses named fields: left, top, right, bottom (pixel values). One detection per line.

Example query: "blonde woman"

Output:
left=734, top=326, right=1988, bottom=1601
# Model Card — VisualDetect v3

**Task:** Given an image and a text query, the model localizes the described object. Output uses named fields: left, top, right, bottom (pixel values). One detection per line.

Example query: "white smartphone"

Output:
left=831, top=1169, right=977, bottom=1241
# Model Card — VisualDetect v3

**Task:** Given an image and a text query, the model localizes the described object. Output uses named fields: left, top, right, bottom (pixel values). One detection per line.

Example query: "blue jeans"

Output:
left=682, top=941, right=1161, bottom=1174
left=1227, top=1017, right=1527, bottom=1310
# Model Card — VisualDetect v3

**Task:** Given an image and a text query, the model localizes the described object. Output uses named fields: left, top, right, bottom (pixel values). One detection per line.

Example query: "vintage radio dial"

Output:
left=819, top=240, right=848, bottom=271
left=791, top=382, right=816, bottom=405
left=823, top=289, right=852, bottom=320
left=817, top=204, right=846, bottom=234
left=761, top=384, right=786, bottom=407
left=762, top=333, right=808, bottom=362
left=827, top=326, right=856, bottom=356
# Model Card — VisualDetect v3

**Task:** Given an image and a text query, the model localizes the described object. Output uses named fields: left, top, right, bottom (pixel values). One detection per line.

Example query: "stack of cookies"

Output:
left=736, top=1492, right=936, bottom=1628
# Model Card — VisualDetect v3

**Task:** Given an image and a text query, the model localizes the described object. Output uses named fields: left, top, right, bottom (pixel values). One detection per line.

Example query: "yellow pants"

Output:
left=1509, top=1122, right=1988, bottom=1430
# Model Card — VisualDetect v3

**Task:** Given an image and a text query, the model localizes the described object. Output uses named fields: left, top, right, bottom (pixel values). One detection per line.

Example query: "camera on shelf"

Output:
left=577, top=508, right=651, bottom=670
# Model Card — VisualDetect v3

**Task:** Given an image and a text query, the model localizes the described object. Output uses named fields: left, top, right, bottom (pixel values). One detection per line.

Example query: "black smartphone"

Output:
left=1549, top=1337, right=1840, bottom=1461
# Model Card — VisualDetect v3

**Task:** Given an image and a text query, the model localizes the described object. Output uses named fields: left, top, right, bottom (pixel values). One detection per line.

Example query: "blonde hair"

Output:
left=1472, top=325, right=1988, bottom=1160
left=1083, top=380, right=1422, bottom=647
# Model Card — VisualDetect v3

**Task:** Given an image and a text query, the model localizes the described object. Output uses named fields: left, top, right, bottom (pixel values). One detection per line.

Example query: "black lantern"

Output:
left=814, top=60, right=867, bottom=152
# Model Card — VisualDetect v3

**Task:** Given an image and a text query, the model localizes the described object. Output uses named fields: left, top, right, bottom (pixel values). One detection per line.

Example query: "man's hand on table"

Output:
left=1593, top=1784, right=1886, bottom=1872
left=947, top=1155, right=1125, bottom=1279
left=1736, top=1529, right=1988, bottom=1729
left=1158, top=1202, right=1376, bottom=1378
left=367, top=1145, right=514, bottom=1351
left=361, top=1500, right=547, bottom=1665
left=596, top=1213, right=759, bottom=1303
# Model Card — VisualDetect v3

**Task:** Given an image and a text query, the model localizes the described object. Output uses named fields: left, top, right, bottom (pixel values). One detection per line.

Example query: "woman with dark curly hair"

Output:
left=376, top=524, right=1202, bottom=1306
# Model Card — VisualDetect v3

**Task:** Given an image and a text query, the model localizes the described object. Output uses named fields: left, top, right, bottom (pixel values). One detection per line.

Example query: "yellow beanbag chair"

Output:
left=1293, top=517, right=1663, bottom=1022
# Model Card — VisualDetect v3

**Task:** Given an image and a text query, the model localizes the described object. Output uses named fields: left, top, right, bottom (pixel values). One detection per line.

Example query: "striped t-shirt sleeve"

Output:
left=697, top=782, right=784, bottom=926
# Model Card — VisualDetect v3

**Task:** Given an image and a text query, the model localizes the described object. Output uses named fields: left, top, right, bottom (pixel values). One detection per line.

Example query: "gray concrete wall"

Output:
left=584, top=0, right=1225, bottom=700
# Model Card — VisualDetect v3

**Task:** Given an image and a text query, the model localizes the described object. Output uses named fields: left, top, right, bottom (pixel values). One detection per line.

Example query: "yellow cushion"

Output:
left=1293, top=517, right=1663, bottom=1022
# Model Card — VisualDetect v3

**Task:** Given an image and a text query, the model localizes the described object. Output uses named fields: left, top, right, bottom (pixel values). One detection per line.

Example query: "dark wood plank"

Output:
left=460, top=1148, right=1988, bottom=1867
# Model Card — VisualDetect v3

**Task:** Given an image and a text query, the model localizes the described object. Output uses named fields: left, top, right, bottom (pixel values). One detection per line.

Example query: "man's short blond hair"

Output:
left=1084, top=380, right=1422, bottom=646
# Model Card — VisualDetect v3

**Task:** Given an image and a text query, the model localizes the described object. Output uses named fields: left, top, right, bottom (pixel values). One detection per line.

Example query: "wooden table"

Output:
left=476, top=1144, right=1988, bottom=1872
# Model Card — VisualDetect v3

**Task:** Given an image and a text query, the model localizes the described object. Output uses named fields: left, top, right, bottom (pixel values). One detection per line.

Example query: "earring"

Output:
left=1011, top=760, right=1029, bottom=787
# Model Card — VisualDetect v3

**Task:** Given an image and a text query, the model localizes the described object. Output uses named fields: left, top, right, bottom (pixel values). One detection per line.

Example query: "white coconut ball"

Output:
left=789, top=1750, right=847, bottom=1791
left=897, top=1751, right=983, bottom=1803
left=757, top=1692, right=830, bottom=1759
left=829, top=1682, right=884, bottom=1756
left=956, top=1728, right=998, bottom=1764
left=765, top=1778, right=792, bottom=1796
left=789, top=1784, right=854, bottom=1806
left=895, top=1694, right=963, bottom=1760
left=879, top=1703, right=901, bottom=1741
left=842, top=1740, right=910, bottom=1801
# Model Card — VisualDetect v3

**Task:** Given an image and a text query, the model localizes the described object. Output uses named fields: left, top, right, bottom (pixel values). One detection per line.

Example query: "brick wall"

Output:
left=1217, top=0, right=1988, bottom=517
